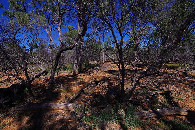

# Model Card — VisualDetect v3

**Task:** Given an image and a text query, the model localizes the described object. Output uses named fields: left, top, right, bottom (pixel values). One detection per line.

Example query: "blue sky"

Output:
left=0, top=0, right=104, bottom=48
left=0, top=0, right=68, bottom=47
left=0, top=0, right=9, bottom=15
left=0, top=0, right=146, bottom=49
left=0, top=1, right=123, bottom=44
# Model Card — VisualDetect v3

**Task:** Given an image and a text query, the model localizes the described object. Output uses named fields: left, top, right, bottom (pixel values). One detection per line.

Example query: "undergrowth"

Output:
left=81, top=103, right=142, bottom=129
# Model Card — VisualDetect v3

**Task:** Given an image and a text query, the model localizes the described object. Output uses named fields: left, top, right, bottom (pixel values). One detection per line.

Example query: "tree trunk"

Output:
left=73, top=45, right=79, bottom=75
left=78, top=38, right=83, bottom=73
left=134, top=50, right=139, bottom=63
left=50, top=49, right=63, bottom=85
left=118, top=49, right=125, bottom=96
left=73, top=29, right=86, bottom=75
left=73, top=38, right=83, bottom=75
left=50, top=45, right=75, bottom=84
left=73, top=0, right=88, bottom=75
left=45, top=25, right=57, bottom=48
left=102, top=30, right=105, bottom=63
left=57, top=23, right=62, bottom=44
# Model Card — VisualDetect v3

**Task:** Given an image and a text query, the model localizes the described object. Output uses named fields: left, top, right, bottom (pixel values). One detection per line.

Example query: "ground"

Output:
left=0, top=62, right=194, bottom=129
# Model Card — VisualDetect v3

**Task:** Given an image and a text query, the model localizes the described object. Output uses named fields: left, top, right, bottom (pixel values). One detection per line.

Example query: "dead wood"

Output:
left=68, top=82, right=96, bottom=103
left=16, top=103, right=77, bottom=111
left=136, top=107, right=188, bottom=119
left=68, top=88, right=85, bottom=103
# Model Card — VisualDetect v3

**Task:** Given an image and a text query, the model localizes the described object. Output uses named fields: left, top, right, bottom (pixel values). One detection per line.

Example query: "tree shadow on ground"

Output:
left=160, top=118, right=192, bottom=130
left=32, top=74, right=83, bottom=102
left=0, top=74, right=86, bottom=129
left=15, top=72, right=121, bottom=129
left=1, top=64, right=194, bottom=129
left=161, top=91, right=179, bottom=107
left=76, top=76, right=121, bottom=107
left=186, top=110, right=195, bottom=125
left=105, top=70, right=120, bottom=76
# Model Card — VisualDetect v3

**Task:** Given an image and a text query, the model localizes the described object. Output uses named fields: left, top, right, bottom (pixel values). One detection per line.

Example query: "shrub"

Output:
left=82, top=104, right=142, bottom=129
left=124, top=104, right=142, bottom=128
left=63, top=63, right=73, bottom=72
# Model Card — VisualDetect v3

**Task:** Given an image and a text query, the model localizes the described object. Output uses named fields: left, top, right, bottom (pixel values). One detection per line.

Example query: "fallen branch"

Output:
left=136, top=107, right=188, bottom=119
left=16, top=103, right=77, bottom=111
left=68, top=89, right=85, bottom=103
left=68, top=82, right=97, bottom=103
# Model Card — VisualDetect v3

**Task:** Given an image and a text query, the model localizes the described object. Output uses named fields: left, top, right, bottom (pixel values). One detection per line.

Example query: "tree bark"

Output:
left=118, top=48, right=125, bottom=96
left=50, top=45, right=75, bottom=85
left=73, top=0, right=89, bottom=75
left=101, top=24, right=106, bottom=64
left=45, top=25, right=57, bottom=48
left=73, top=46, right=79, bottom=75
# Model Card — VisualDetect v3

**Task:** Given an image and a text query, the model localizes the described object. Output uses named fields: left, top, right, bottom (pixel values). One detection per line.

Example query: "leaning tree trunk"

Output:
left=133, top=37, right=141, bottom=64
left=50, top=45, right=75, bottom=85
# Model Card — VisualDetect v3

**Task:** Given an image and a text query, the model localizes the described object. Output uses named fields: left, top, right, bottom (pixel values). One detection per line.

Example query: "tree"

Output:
left=84, top=33, right=102, bottom=63
left=148, top=0, right=195, bottom=70
left=0, top=1, right=51, bottom=96
left=126, top=0, right=154, bottom=63
left=72, top=0, right=95, bottom=75
left=96, top=0, right=131, bottom=96
left=31, top=0, right=77, bottom=84
left=1, top=0, right=33, bottom=83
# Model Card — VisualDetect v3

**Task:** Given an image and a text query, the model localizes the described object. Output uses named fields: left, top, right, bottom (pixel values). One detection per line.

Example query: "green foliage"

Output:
left=82, top=105, right=119, bottom=128
left=63, top=25, right=78, bottom=45
left=61, top=98, right=66, bottom=103
left=124, top=105, right=142, bottom=128
left=165, top=64, right=180, bottom=69
left=164, top=64, right=190, bottom=69
left=160, top=118, right=192, bottom=130
left=15, top=12, right=32, bottom=26
left=82, top=104, right=141, bottom=129
left=173, top=123, right=191, bottom=130
left=0, top=3, right=3, bottom=8
left=45, top=67, right=50, bottom=73
left=176, top=97, right=186, bottom=101
left=6, top=0, right=32, bottom=27
left=0, top=122, right=7, bottom=129
left=83, top=37, right=102, bottom=63
left=30, top=67, right=42, bottom=73
left=23, top=87, right=29, bottom=94
left=63, top=63, right=73, bottom=72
